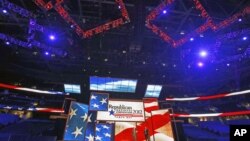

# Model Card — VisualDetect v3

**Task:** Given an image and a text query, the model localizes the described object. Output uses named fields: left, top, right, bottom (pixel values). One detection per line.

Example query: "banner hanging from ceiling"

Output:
left=97, top=100, right=145, bottom=122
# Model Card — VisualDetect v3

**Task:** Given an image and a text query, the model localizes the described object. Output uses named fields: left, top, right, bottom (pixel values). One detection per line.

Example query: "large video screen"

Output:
left=64, top=84, right=81, bottom=94
left=144, top=85, right=162, bottom=98
left=90, top=76, right=137, bottom=93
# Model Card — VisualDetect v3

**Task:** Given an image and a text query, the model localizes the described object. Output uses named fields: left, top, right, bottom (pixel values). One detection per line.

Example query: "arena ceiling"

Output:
left=0, top=0, right=250, bottom=99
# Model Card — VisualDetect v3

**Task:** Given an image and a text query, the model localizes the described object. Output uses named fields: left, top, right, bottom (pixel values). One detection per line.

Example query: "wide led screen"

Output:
left=64, top=84, right=81, bottom=94
left=90, top=76, right=137, bottom=93
left=144, top=85, right=162, bottom=98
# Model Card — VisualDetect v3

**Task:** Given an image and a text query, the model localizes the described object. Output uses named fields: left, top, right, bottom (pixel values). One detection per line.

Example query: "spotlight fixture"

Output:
left=200, top=50, right=207, bottom=57
left=180, top=31, right=185, bottom=35
left=49, top=35, right=55, bottom=40
left=198, top=62, right=203, bottom=67
left=2, top=9, right=7, bottom=14
left=5, top=41, right=10, bottom=45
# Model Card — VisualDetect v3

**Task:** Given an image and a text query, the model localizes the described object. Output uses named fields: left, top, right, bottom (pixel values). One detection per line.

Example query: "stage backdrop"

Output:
left=115, top=122, right=136, bottom=141
left=97, top=100, right=145, bottom=122
left=151, top=109, right=174, bottom=141
left=63, top=102, right=89, bottom=141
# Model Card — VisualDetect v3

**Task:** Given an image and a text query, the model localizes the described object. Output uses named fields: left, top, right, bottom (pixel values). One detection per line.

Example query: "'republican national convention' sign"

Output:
left=97, top=100, right=145, bottom=122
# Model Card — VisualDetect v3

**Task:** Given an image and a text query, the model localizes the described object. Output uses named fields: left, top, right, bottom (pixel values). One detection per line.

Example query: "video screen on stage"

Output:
left=144, top=85, right=162, bottom=98
left=64, top=84, right=81, bottom=94
left=90, top=76, right=137, bottom=93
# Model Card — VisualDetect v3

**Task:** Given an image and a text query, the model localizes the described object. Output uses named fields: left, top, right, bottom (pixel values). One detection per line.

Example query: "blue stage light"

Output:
left=198, top=62, right=204, bottom=67
left=5, top=41, right=10, bottom=45
left=49, top=35, right=55, bottom=40
left=200, top=50, right=207, bottom=57
left=163, top=10, right=167, bottom=14
left=190, top=38, right=194, bottom=41
left=2, top=9, right=7, bottom=14
left=243, top=36, right=247, bottom=40
left=45, top=52, right=49, bottom=55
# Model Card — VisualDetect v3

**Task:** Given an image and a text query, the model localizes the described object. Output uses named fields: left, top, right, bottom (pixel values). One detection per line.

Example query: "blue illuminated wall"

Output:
left=64, top=84, right=81, bottom=94
left=90, top=76, right=137, bottom=93
left=144, top=85, right=162, bottom=98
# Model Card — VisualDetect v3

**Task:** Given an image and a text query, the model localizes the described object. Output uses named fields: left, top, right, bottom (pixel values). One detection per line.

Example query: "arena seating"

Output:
left=183, top=123, right=230, bottom=141
left=0, top=134, right=57, bottom=141
left=0, top=119, right=55, bottom=135
left=0, top=114, right=19, bottom=126
left=0, top=118, right=57, bottom=141
left=0, top=133, right=10, bottom=141
left=226, top=119, right=250, bottom=125
left=198, top=121, right=229, bottom=135
left=183, top=124, right=219, bottom=140
left=183, top=119, right=250, bottom=141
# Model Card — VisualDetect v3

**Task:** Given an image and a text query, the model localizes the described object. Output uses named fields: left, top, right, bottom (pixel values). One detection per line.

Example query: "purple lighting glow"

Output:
left=163, top=10, right=167, bottom=14
left=198, top=62, right=204, bottom=67
left=45, top=52, right=49, bottom=55
left=190, top=37, right=194, bottom=41
left=243, top=36, right=247, bottom=40
left=238, top=18, right=242, bottom=22
left=49, top=35, right=55, bottom=40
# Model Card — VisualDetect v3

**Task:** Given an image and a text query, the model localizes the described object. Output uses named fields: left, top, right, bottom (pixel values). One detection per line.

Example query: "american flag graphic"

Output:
left=87, top=111, right=97, bottom=123
left=84, top=111, right=97, bottom=141
left=115, top=122, right=136, bottom=141
left=143, top=98, right=159, bottom=117
left=151, top=109, right=174, bottom=141
left=64, top=102, right=89, bottom=141
left=84, top=123, right=95, bottom=141
left=89, top=93, right=109, bottom=111
left=95, top=123, right=114, bottom=141
left=115, top=99, right=174, bottom=141
left=0, top=104, right=64, bottom=113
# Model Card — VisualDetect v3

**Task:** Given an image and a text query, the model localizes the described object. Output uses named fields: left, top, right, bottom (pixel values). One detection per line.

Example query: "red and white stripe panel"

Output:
left=115, top=111, right=174, bottom=141
left=1, top=106, right=64, bottom=113
left=36, top=108, right=64, bottom=113
left=143, top=98, right=159, bottom=117
left=172, top=110, right=250, bottom=117
left=150, top=110, right=174, bottom=141
left=115, top=122, right=136, bottom=141
left=0, top=83, right=65, bottom=95
left=166, top=89, right=250, bottom=101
